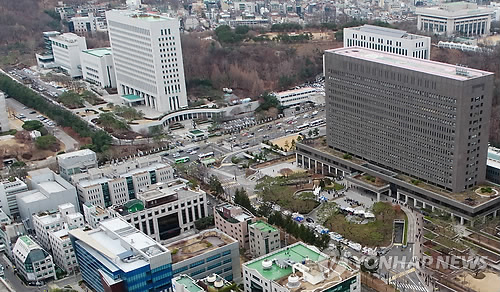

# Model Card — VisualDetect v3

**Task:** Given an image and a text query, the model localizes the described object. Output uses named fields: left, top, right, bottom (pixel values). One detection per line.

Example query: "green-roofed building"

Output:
left=80, top=47, right=117, bottom=89
left=12, top=235, right=56, bottom=282
left=123, top=199, right=144, bottom=214
left=249, top=220, right=280, bottom=257
left=243, top=242, right=360, bottom=292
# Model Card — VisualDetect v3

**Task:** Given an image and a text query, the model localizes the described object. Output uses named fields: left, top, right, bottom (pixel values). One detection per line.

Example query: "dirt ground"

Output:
left=0, top=136, right=60, bottom=161
left=460, top=272, right=500, bottom=292
left=270, top=134, right=301, bottom=149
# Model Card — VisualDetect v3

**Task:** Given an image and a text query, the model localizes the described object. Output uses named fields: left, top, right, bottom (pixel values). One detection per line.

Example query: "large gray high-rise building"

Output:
left=324, top=47, right=493, bottom=193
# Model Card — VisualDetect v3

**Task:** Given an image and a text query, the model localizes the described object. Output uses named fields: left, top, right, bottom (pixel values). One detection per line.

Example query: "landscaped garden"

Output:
left=324, top=202, right=405, bottom=247
left=255, top=172, right=320, bottom=214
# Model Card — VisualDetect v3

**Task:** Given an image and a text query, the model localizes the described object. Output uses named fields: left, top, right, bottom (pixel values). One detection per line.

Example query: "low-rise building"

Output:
left=214, top=203, right=255, bottom=250
left=248, top=220, right=280, bottom=257
left=80, top=48, right=116, bottom=89
left=49, top=228, right=78, bottom=273
left=33, top=203, right=83, bottom=252
left=0, top=177, right=28, bottom=217
left=82, top=202, right=109, bottom=228
left=12, top=235, right=55, bottom=283
left=274, top=87, right=320, bottom=108
left=70, top=14, right=97, bottom=34
left=35, top=31, right=60, bottom=69
left=487, top=147, right=500, bottom=185
left=173, top=273, right=235, bottom=292
left=167, top=229, right=241, bottom=283
left=0, top=91, right=9, bottom=132
left=0, top=210, right=27, bottom=259
left=243, top=242, right=360, bottom=292
left=109, top=181, right=207, bottom=242
left=343, top=25, right=431, bottom=59
left=416, top=2, right=495, bottom=37
left=49, top=33, right=87, bottom=77
left=17, top=168, right=79, bottom=229
left=69, top=218, right=173, bottom=292
left=57, top=149, right=98, bottom=182
left=71, top=155, right=174, bottom=208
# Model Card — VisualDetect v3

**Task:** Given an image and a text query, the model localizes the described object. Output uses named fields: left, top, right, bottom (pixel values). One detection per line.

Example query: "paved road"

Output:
left=6, top=98, right=79, bottom=151
left=0, top=255, right=48, bottom=292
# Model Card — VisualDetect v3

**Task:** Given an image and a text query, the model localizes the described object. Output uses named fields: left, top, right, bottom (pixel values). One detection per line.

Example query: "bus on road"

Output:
left=175, top=157, right=190, bottom=164
left=198, top=152, right=214, bottom=160
left=310, top=119, right=325, bottom=127
left=296, top=123, right=310, bottom=131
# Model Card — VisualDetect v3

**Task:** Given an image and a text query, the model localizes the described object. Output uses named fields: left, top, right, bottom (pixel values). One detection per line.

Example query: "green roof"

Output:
left=123, top=199, right=144, bottom=213
left=190, top=129, right=204, bottom=134
left=20, top=235, right=36, bottom=247
left=245, top=243, right=326, bottom=281
left=83, top=48, right=112, bottom=57
left=122, top=94, right=144, bottom=101
left=250, top=220, right=278, bottom=233
left=175, top=275, right=203, bottom=292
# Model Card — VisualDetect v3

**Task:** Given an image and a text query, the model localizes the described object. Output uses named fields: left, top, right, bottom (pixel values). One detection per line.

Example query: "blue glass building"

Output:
left=69, top=218, right=172, bottom=292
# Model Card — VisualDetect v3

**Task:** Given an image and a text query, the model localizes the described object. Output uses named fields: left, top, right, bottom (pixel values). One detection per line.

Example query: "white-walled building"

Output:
left=0, top=220, right=27, bottom=259
left=416, top=2, right=495, bottom=37
left=12, top=235, right=55, bottom=283
left=57, top=149, right=98, bottom=182
left=274, top=87, right=320, bottom=108
left=17, top=168, right=79, bottom=229
left=82, top=202, right=110, bottom=228
left=109, top=181, right=207, bottom=242
left=70, top=14, right=97, bottom=34
left=71, top=155, right=174, bottom=208
left=0, top=177, right=28, bottom=217
left=248, top=220, right=280, bottom=257
left=343, top=25, right=431, bottom=59
left=36, top=31, right=61, bottom=69
left=50, top=33, right=87, bottom=77
left=0, top=91, right=9, bottom=132
left=49, top=228, right=78, bottom=273
left=80, top=48, right=117, bottom=89
left=106, top=10, right=188, bottom=113
left=33, top=203, right=84, bottom=253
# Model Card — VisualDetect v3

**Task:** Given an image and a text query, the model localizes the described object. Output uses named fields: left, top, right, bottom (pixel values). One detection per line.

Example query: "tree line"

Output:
left=0, top=73, right=112, bottom=152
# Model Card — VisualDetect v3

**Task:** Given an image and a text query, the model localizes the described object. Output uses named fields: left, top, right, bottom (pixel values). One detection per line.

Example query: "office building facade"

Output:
left=214, top=203, right=255, bottom=249
left=0, top=177, right=28, bottom=217
left=416, top=2, right=494, bottom=37
left=325, top=47, right=493, bottom=193
left=49, top=33, right=87, bottom=77
left=70, top=218, right=173, bottom=292
left=109, top=181, right=208, bottom=242
left=71, top=155, right=174, bottom=208
left=57, top=149, right=98, bottom=182
left=344, top=25, right=431, bottom=59
left=12, top=235, right=56, bottom=283
left=82, top=203, right=110, bottom=228
left=80, top=48, right=117, bottom=88
left=49, top=228, right=78, bottom=273
left=106, top=10, right=188, bottom=112
left=248, top=220, right=280, bottom=257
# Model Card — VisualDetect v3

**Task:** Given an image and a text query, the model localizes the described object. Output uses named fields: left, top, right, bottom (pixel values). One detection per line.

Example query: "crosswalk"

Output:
left=393, top=282, right=427, bottom=292
left=220, top=178, right=241, bottom=191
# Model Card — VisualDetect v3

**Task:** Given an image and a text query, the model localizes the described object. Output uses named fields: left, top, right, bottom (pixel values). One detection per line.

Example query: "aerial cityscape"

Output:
left=0, top=0, right=500, bottom=291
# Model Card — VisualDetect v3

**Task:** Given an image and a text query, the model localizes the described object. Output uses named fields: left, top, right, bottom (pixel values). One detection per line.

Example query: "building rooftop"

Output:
left=38, top=181, right=66, bottom=193
left=175, top=275, right=203, bottom=292
left=249, top=220, right=278, bottom=233
left=215, top=203, right=254, bottom=223
left=326, top=47, right=493, bottom=81
left=20, top=235, right=37, bottom=247
left=416, top=2, right=495, bottom=17
left=19, top=190, right=49, bottom=204
left=165, top=229, right=236, bottom=263
left=348, top=25, right=426, bottom=40
left=52, top=228, right=70, bottom=241
left=35, top=212, right=62, bottom=225
left=275, top=87, right=317, bottom=97
left=57, top=149, right=96, bottom=160
left=49, top=32, right=83, bottom=43
left=107, top=10, right=176, bottom=22
left=69, top=218, right=170, bottom=273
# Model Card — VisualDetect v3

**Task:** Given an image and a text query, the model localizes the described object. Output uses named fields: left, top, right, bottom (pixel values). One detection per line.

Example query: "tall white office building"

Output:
left=0, top=91, right=10, bottom=132
left=49, top=33, right=87, bottom=77
left=106, top=10, right=187, bottom=113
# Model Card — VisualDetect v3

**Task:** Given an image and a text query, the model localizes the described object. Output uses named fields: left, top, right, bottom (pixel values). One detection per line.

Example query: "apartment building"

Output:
left=296, top=47, right=497, bottom=224
left=70, top=218, right=173, bottom=292
left=0, top=177, right=28, bottom=217
left=0, top=91, right=9, bottom=132
left=71, top=155, right=174, bottom=208
left=214, top=203, right=255, bottom=249
left=49, top=33, right=87, bottom=77
left=17, top=168, right=79, bottom=228
left=12, top=235, right=56, bottom=283
left=416, top=2, right=495, bottom=37
left=343, top=25, right=431, bottom=59
left=57, top=149, right=98, bottom=182
left=33, top=203, right=84, bottom=252
left=167, top=229, right=241, bottom=283
left=109, top=181, right=207, bottom=242
left=248, top=220, right=280, bottom=257
left=243, top=242, right=360, bottom=292
left=106, top=10, right=188, bottom=112
left=82, top=202, right=109, bottom=228
left=80, top=48, right=117, bottom=88
left=49, top=229, right=78, bottom=273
